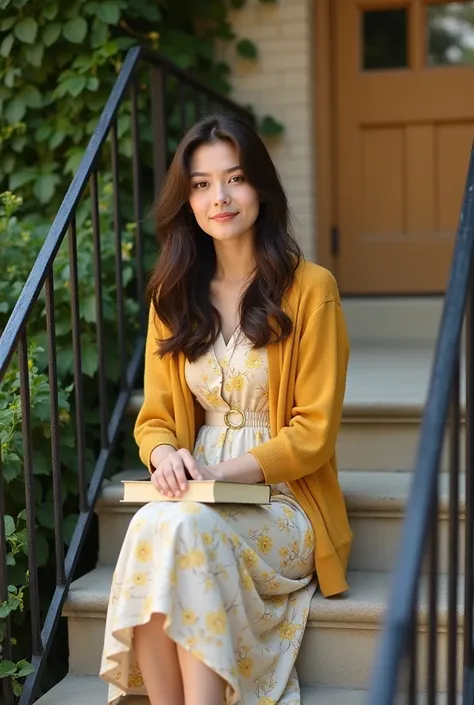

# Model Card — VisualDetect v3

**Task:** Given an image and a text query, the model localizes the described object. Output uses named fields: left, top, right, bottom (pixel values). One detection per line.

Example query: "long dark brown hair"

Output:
left=148, top=113, right=302, bottom=361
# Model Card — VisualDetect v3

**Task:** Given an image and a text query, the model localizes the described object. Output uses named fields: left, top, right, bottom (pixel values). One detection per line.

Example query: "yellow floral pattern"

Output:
left=100, top=328, right=317, bottom=705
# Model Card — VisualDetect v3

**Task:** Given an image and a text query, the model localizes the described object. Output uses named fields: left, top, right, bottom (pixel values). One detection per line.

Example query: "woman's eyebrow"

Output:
left=190, top=165, right=241, bottom=178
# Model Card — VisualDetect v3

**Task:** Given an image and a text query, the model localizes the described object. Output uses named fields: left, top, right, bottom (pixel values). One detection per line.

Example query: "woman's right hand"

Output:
left=150, top=446, right=203, bottom=498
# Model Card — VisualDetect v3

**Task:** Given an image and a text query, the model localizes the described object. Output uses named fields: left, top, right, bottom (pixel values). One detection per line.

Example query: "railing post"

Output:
left=18, top=332, right=42, bottom=657
left=0, top=451, right=15, bottom=705
left=447, top=355, right=461, bottom=705
left=464, top=248, right=474, bottom=703
left=131, top=77, right=146, bottom=333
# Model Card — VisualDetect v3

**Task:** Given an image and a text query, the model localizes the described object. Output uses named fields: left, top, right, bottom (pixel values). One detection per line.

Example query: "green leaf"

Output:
left=91, top=18, right=109, bottom=48
left=60, top=74, right=87, bottom=97
left=82, top=344, right=98, bottom=377
left=0, top=16, right=16, bottom=30
left=17, top=663, right=35, bottom=678
left=33, top=173, right=60, bottom=203
left=49, top=130, right=66, bottom=149
left=236, top=38, right=258, bottom=60
left=42, top=22, right=61, bottom=47
left=0, top=660, right=17, bottom=677
left=96, top=2, right=121, bottom=24
left=42, top=1, right=58, bottom=19
left=9, top=169, right=36, bottom=190
left=259, top=115, right=284, bottom=138
left=14, top=17, right=38, bottom=44
left=63, top=17, right=88, bottom=44
left=36, top=123, right=53, bottom=141
left=64, top=148, right=84, bottom=174
left=87, top=76, right=99, bottom=92
left=25, top=43, right=44, bottom=67
left=4, top=515, right=15, bottom=538
left=5, top=97, right=26, bottom=125
left=13, top=682, right=23, bottom=697
left=0, top=33, right=14, bottom=58
left=22, top=86, right=42, bottom=108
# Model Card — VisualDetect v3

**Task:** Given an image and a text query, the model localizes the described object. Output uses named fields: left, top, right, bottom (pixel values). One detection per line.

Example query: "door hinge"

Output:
left=331, top=225, right=340, bottom=257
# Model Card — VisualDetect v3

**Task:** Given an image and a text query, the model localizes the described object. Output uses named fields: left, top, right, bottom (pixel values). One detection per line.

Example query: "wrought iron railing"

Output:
left=369, top=144, right=474, bottom=704
left=0, top=45, right=252, bottom=705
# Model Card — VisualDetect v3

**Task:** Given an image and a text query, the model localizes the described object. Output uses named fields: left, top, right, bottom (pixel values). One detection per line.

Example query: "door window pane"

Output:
left=362, top=7, right=408, bottom=70
left=427, top=2, right=474, bottom=66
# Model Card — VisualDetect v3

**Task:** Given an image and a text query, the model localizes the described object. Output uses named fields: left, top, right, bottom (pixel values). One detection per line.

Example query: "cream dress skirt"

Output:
left=100, top=331, right=317, bottom=704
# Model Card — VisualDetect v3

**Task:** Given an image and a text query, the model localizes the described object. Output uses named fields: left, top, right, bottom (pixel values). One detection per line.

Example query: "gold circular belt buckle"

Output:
left=224, top=408, right=246, bottom=429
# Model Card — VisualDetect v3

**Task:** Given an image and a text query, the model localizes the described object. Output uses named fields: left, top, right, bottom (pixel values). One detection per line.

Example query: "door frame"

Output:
left=314, top=0, right=337, bottom=274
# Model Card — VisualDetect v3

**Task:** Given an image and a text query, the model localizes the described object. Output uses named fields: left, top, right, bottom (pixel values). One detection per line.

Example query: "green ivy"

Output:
left=0, top=0, right=283, bottom=210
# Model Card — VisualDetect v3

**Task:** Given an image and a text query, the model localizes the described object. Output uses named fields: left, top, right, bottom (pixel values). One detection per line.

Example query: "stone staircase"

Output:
left=35, top=299, right=465, bottom=704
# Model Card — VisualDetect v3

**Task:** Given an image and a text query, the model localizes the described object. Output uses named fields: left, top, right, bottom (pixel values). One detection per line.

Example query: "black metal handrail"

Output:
left=0, top=45, right=252, bottom=704
left=369, top=144, right=474, bottom=703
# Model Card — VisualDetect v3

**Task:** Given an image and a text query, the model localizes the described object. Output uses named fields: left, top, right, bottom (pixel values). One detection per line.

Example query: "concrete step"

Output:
left=341, top=297, right=443, bottom=346
left=96, top=469, right=465, bottom=574
left=33, top=674, right=374, bottom=704
left=63, top=566, right=463, bottom=691
left=128, top=344, right=465, bottom=472
left=34, top=674, right=464, bottom=705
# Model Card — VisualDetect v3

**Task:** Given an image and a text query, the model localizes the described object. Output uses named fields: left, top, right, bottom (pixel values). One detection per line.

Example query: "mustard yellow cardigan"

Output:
left=134, top=261, right=353, bottom=597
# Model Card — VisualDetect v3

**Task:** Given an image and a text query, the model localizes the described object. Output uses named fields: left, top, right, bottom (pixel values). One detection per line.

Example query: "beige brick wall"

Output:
left=218, top=0, right=316, bottom=259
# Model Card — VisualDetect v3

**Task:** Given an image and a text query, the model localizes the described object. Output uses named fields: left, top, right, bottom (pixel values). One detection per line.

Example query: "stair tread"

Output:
left=128, top=344, right=457, bottom=419
left=33, top=674, right=464, bottom=704
left=33, top=674, right=368, bottom=704
left=64, top=564, right=463, bottom=626
left=98, top=468, right=465, bottom=515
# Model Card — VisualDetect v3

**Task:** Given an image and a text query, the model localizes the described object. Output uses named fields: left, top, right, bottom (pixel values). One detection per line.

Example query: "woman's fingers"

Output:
left=152, top=452, right=190, bottom=497
left=178, top=448, right=203, bottom=480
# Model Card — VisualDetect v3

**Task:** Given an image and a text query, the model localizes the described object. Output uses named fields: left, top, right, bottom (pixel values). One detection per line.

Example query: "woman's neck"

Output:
left=213, top=237, right=256, bottom=284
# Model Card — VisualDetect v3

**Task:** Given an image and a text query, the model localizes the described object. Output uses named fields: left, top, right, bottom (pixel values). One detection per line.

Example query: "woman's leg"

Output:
left=177, top=646, right=226, bottom=705
left=134, top=613, right=185, bottom=705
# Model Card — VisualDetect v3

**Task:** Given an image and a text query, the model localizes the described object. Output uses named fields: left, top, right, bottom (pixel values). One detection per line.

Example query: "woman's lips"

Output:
left=211, top=212, right=238, bottom=221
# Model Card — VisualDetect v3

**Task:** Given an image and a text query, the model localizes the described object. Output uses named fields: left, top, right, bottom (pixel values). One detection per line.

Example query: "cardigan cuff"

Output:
left=248, top=442, right=294, bottom=485
left=139, top=432, right=179, bottom=473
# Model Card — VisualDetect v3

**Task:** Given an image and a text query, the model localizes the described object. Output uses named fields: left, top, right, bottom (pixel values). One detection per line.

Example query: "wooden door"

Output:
left=335, top=0, right=474, bottom=294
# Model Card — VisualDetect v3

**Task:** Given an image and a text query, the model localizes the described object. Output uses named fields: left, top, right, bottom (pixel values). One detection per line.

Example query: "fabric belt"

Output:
left=205, top=409, right=270, bottom=430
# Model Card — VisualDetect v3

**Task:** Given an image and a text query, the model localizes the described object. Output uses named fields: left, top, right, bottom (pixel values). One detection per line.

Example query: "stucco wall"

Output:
left=218, top=0, right=316, bottom=259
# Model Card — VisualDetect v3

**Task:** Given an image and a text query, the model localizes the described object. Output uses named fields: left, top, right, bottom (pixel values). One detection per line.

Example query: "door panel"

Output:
left=335, top=0, right=474, bottom=293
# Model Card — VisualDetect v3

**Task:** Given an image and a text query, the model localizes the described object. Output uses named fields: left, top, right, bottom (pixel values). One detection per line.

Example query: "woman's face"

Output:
left=188, top=140, right=259, bottom=244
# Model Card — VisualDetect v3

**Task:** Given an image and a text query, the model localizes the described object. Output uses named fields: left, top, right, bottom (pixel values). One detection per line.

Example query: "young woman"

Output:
left=100, top=114, right=352, bottom=705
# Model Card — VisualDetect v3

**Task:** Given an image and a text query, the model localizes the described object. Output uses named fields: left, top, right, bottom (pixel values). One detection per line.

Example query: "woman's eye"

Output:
left=192, top=181, right=207, bottom=190
left=230, top=175, right=244, bottom=184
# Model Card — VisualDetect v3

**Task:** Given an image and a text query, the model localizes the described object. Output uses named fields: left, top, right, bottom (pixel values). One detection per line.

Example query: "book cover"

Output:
left=121, top=479, right=271, bottom=505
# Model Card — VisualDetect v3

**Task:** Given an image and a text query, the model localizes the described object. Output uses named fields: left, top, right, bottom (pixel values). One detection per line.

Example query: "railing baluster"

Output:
left=448, top=356, right=460, bottom=705
left=44, top=270, right=66, bottom=585
left=68, top=215, right=88, bottom=513
left=407, top=592, right=418, bottom=704
left=150, top=65, right=168, bottom=194
left=465, top=268, right=474, bottom=701
left=0, top=451, right=15, bottom=705
left=131, top=78, right=146, bottom=332
left=111, top=121, right=127, bottom=387
left=427, top=476, right=439, bottom=703
left=18, top=331, right=42, bottom=656
left=90, top=170, right=109, bottom=449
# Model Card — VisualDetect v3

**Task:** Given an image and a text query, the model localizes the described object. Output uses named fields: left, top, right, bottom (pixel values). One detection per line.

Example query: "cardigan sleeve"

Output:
left=134, top=304, right=179, bottom=471
left=248, top=299, right=349, bottom=484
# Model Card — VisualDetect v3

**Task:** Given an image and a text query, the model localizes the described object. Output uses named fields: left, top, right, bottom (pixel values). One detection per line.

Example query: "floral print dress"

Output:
left=100, top=330, right=317, bottom=705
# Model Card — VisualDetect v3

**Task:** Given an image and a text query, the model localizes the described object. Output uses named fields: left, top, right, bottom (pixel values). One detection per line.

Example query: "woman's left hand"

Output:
left=198, top=454, right=264, bottom=484
left=196, top=464, right=223, bottom=481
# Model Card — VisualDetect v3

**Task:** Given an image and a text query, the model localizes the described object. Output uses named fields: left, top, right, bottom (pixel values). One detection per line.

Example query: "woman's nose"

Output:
left=214, top=185, right=230, bottom=205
